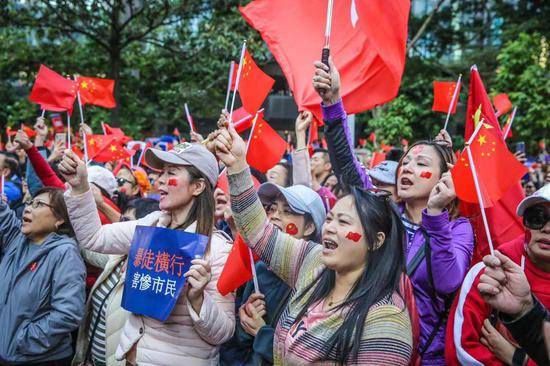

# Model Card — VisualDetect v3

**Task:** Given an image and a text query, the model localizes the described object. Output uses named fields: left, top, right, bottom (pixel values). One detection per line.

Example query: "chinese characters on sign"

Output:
left=122, top=226, right=208, bottom=321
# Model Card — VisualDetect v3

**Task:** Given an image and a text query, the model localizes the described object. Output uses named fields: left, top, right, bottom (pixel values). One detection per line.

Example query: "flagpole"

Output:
left=184, top=103, right=194, bottom=133
left=502, top=106, right=517, bottom=141
left=224, top=61, right=235, bottom=111
left=322, top=0, right=334, bottom=66
left=66, top=113, right=71, bottom=149
left=229, top=41, right=247, bottom=124
left=136, top=146, right=147, bottom=169
left=465, top=143, right=495, bottom=255
left=443, top=74, right=462, bottom=131
left=101, top=122, right=106, bottom=135
left=82, top=130, right=89, bottom=165
left=74, top=76, right=85, bottom=126
left=40, top=109, right=45, bottom=118
left=245, top=112, right=260, bottom=294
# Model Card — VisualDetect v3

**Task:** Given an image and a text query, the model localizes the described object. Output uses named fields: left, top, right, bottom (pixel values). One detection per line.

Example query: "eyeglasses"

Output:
left=117, top=177, right=136, bottom=187
left=523, top=206, right=550, bottom=230
left=263, top=202, right=298, bottom=218
left=25, top=199, right=56, bottom=210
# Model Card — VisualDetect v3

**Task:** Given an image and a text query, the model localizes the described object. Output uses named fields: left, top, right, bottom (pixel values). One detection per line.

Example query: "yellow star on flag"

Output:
left=109, top=145, right=117, bottom=152
left=89, top=138, right=95, bottom=146
left=81, top=81, right=88, bottom=89
left=477, top=134, right=487, bottom=146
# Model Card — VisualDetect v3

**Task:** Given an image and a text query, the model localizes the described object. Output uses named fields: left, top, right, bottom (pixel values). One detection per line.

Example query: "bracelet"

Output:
left=512, top=348, right=526, bottom=366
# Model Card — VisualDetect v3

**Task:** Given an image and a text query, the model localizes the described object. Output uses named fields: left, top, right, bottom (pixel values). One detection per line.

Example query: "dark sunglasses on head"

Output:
left=366, top=188, right=392, bottom=200
left=117, top=177, right=135, bottom=187
left=523, top=205, right=550, bottom=230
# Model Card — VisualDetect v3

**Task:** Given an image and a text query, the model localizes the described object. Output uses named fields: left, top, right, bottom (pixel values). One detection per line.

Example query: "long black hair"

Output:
left=292, top=185, right=406, bottom=363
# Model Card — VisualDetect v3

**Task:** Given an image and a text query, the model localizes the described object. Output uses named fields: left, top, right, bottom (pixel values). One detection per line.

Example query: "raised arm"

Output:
left=213, top=122, right=322, bottom=288
left=292, top=111, right=313, bottom=187
left=313, top=59, right=372, bottom=189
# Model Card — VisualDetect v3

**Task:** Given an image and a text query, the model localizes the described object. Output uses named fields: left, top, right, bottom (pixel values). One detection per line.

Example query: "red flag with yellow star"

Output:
left=237, top=50, right=274, bottom=115
left=86, top=134, right=131, bottom=163
left=432, top=81, right=461, bottom=114
left=246, top=113, right=286, bottom=173
left=29, top=65, right=77, bottom=113
left=77, top=76, right=116, bottom=108
left=465, top=66, right=502, bottom=141
left=451, top=124, right=527, bottom=207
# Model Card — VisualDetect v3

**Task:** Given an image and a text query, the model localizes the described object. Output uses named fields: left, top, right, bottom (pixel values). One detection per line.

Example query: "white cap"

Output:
left=517, top=184, right=550, bottom=216
left=88, top=165, right=117, bottom=198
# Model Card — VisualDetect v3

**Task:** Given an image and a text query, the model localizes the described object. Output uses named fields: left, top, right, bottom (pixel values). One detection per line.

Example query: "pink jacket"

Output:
left=64, top=189, right=235, bottom=366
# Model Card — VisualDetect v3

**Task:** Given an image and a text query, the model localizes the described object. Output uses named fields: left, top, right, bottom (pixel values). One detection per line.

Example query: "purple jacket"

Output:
left=323, top=100, right=474, bottom=365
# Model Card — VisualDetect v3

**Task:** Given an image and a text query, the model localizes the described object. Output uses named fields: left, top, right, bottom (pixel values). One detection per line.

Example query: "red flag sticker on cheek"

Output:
left=285, top=223, right=298, bottom=235
left=420, top=171, right=432, bottom=179
left=168, top=178, right=178, bottom=187
left=346, top=232, right=362, bottom=242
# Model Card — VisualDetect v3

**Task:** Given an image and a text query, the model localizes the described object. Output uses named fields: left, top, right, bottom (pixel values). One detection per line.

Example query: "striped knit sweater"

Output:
left=229, top=168, right=413, bottom=365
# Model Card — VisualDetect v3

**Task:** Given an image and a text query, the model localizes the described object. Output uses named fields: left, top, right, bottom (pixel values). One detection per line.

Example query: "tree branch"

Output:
left=406, top=0, right=446, bottom=53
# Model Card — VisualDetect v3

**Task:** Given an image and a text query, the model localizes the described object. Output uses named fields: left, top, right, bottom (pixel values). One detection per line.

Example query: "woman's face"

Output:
left=116, top=167, right=139, bottom=197
left=324, top=175, right=338, bottom=192
left=265, top=196, right=313, bottom=240
left=157, top=165, right=204, bottom=212
left=397, top=144, right=442, bottom=202
left=527, top=203, right=550, bottom=265
left=320, top=195, right=370, bottom=272
left=266, top=165, right=288, bottom=187
left=21, top=192, right=63, bottom=243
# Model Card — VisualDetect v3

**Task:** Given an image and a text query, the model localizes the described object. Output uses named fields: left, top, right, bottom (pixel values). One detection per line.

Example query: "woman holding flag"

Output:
left=210, top=120, right=414, bottom=364
left=315, top=58, right=474, bottom=364
left=58, top=143, right=235, bottom=365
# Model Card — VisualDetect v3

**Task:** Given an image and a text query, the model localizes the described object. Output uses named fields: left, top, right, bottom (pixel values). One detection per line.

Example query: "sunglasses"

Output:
left=117, top=177, right=136, bottom=187
left=523, top=206, right=550, bottom=230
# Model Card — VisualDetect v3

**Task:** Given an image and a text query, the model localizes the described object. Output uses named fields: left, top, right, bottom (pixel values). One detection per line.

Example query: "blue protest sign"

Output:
left=121, top=225, right=208, bottom=321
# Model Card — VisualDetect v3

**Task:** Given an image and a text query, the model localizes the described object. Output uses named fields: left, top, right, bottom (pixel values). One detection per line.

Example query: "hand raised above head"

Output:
left=212, top=123, right=247, bottom=174
left=57, top=149, right=89, bottom=195
left=312, top=57, right=340, bottom=106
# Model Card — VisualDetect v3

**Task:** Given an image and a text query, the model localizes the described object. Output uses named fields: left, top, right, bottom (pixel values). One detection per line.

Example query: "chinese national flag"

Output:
left=492, top=93, right=512, bottom=116
left=465, top=66, right=502, bottom=141
left=432, top=81, right=461, bottom=114
left=172, top=127, right=180, bottom=137
left=232, top=107, right=254, bottom=132
left=451, top=124, right=527, bottom=207
left=29, top=65, right=77, bottom=113
left=369, top=132, right=376, bottom=142
left=217, top=235, right=258, bottom=296
left=77, top=76, right=116, bottom=108
left=103, top=123, right=132, bottom=144
left=237, top=50, right=274, bottom=115
left=240, top=0, right=410, bottom=118
left=86, top=134, right=116, bottom=159
left=93, top=141, right=131, bottom=163
left=369, top=152, right=386, bottom=169
left=230, top=62, right=239, bottom=91
left=246, top=115, right=287, bottom=173
left=503, top=113, right=513, bottom=140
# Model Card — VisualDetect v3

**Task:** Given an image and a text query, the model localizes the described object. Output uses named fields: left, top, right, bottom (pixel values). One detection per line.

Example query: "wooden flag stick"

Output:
left=229, top=41, right=247, bottom=124
left=224, top=61, right=235, bottom=112
left=443, top=74, right=462, bottom=131
left=66, top=113, right=71, bottom=149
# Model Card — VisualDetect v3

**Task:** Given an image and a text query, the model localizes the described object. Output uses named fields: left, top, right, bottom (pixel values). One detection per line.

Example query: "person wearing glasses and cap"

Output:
left=0, top=187, right=86, bottom=365
left=210, top=120, right=414, bottom=364
left=58, top=143, right=235, bottom=365
left=227, top=182, right=326, bottom=365
left=446, top=184, right=550, bottom=366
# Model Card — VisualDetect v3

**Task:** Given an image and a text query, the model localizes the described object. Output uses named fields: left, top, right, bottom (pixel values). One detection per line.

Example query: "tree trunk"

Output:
left=109, top=48, right=121, bottom=126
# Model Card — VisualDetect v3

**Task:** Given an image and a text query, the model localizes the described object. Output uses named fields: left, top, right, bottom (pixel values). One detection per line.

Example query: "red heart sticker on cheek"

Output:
left=285, top=223, right=298, bottom=235
left=168, top=178, right=178, bottom=187
left=420, top=171, right=432, bottom=179
left=119, top=187, right=126, bottom=193
left=346, top=232, right=362, bottom=242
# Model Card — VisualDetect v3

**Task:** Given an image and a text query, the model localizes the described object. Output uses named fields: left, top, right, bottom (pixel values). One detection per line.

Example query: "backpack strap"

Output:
left=406, top=242, right=427, bottom=278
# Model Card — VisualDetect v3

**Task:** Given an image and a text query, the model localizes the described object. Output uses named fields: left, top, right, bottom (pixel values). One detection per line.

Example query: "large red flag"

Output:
left=103, top=123, right=132, bottom=144
left=29, top=65, right=77, bottom=113
left=217, top=235, right=258, bottom=296
left=492, top=93, right=512, bottom=116
left=462, top=68, right=526, bottom=262
left=237, top=50, right=275, bottom=115
left=246, top=115, right=287, bottom=173
left=465, top=66, right=502, bottom=140
left=77, top=76, right=116, bottom=108
left=240, top=0, right=410, bottom=118
left=452, top=124, right=527, bottom=207
left=432, top=81, right=461, bottom=114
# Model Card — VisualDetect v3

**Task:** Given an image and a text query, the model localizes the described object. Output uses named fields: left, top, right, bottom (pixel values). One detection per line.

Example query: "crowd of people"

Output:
left=0, top=59, right=548, bottom=366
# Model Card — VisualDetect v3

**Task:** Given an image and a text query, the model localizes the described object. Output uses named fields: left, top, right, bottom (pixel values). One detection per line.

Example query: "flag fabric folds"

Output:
left=432, top=81, right=461, bottom=114
left=103, top=123, right=132, bottom=144
left=246, top=115, right=287, bottom=173
left=217, top=235, right=257, bottom=296
left=232, top=107, right=254, bottom=132
left=237, top=50, right=275, bottom=115
left=465, top=66, right=502, bottom=140
left=240, top=0, right=410, bottom=117
left=77, top=76, right=116, bottom=108
left=451, top=124, right=527, bottom=207
left=492, top=93, right=512, bottom=116
left=86, top=134, right=131, bottom=163
left=29, top=65, right=77, bottom=114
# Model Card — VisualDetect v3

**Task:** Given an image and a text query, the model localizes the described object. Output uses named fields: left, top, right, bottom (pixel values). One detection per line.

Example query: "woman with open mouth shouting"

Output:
left=210, top=121, right=414, bottom=365
left=58, top=143, right=235, bottom=365
left=314, top=58, right=474, bottom=365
